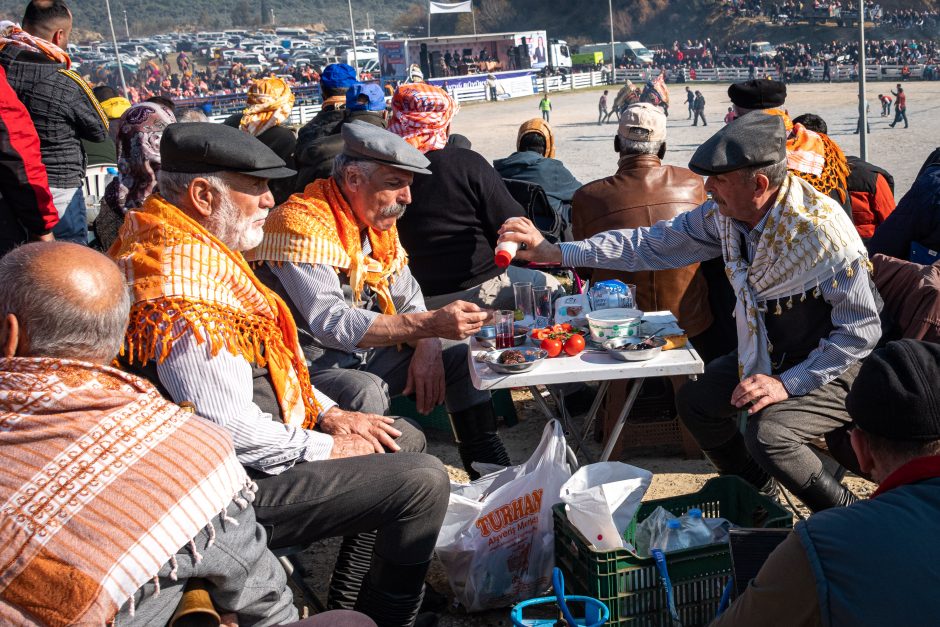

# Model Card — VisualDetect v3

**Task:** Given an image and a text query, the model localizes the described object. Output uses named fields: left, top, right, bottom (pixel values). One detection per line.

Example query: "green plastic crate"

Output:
left=553, top=476, right=793, bottom=626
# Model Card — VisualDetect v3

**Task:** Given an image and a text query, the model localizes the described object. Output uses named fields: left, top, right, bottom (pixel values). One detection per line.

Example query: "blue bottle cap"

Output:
left=688, top=508, right=703, bottom=518
left=667, top=519, right=681, bottom=529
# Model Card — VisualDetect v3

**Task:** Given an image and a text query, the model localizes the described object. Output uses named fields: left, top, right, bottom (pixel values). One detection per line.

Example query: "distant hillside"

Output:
left=0, top=0, right=935, bottom=44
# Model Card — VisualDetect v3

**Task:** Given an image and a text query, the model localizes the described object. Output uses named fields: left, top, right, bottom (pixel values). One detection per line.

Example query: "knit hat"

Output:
left=846, top=339, right=940, bottom=441
left=728, top=79, right=787, bottom=110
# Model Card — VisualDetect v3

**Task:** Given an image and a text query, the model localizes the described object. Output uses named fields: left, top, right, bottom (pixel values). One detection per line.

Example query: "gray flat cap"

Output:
left=341, top=120, right=431, bottom=175
left=688, top=112, right=787, bottom=176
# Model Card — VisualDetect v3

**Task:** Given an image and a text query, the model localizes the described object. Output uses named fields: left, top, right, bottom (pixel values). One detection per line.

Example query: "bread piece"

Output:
left=662, top=334, right=688, bottom=351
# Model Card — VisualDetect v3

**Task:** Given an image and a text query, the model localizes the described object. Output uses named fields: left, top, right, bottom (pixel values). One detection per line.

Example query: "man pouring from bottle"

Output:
left=497, top=112, right=882, bottom=513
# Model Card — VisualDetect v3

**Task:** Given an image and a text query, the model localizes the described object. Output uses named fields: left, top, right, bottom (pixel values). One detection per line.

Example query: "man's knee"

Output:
left=314, top=369, right=391, bottom=416
left=744, top=410, right=800, bottom=461
left=392, top=417, right=427, bottom=453
left=396, top=454, right=450, bottom=514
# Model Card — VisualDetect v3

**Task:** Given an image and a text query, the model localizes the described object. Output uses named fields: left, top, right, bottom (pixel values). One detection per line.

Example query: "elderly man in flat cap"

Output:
left=713, top=340, right=940, bottom=627
left=250, top=121, right=513, bottom=480
left=500, top=113, right=882, bottom=513
left=110, top=122, right=449, bottom=627
left=729, top=78, right=852, bottom=216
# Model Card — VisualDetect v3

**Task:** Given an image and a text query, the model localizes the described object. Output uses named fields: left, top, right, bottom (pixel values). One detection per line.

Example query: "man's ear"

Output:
left=0, top=313, right=21, bottom=358
left=849, top=428, right=876, bottom=478
left=753, top=172, right=771, bottom=197
left=186, top=178, right=216, bottom=218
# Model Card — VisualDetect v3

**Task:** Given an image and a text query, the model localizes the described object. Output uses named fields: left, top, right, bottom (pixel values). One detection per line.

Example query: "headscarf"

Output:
left=100, top=95, right=132, bottom=120
left=516, top=118, right=556, bottom=159
left=248, top=178, right=408, bottom=315
left=717, top=173, right=870, bottom=380
left=762, top=108, right=849, bottom=202
left=0, top=20, right=70, bottom=68
left=240, top=76, right=295, bottom=136
left=388, top=83, right=457, bottom=153
left=103, top=102, right=176, bottom=216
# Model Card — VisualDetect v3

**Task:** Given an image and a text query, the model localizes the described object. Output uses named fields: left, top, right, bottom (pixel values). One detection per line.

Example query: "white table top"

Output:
left=469, top=311, right=706, bottom=391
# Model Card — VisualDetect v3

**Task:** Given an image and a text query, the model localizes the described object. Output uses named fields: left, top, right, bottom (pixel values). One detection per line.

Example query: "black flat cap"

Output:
left=846, top=339, right=940, bottom=440
left=160, top=122, right=296, bottom=179
left=728, top=79, right=787, bottom=109
left=341, top=120, right=431, bottom=175
left=688, top=112, right=786, bottom=176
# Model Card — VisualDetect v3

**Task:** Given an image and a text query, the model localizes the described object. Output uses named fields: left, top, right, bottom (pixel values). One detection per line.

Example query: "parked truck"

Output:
left=577, top=41, right=654, bottom=65
left=377, top=31, right=570, bottom=82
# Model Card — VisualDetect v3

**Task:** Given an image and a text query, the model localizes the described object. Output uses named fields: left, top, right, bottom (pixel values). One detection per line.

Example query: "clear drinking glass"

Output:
left=533, top=286, right=553, bottom=327
left=513, top=282, right=534, bottom=325
left=494, top=310, right=515, bottom=349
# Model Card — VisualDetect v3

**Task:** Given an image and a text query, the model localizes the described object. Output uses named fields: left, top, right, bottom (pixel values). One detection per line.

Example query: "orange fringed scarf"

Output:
left=109, top=194, right=320, bottom=428
left=247, top=178, right=408, bottom=315
left=764, top=108, right=849, bottom=202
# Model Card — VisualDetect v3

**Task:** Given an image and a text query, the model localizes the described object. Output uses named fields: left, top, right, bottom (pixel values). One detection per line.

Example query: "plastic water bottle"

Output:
left=654, top=519, right=690, bottom=553
left=682, top=508, right=714, bottom=548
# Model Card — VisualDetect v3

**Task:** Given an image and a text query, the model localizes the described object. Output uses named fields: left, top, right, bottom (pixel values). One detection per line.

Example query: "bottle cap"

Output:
left=494, top=249, right=513, bottom=268
left=688, top=508, right=703, bottom=518
left=667, top=519, right=681, bottom=529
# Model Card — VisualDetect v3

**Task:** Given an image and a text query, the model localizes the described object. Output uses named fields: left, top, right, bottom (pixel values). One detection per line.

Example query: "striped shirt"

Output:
left=156, top=323, right=336, bottom=474
left=561, top=200, right=881, bottom=396
left=269, top=238, right=428, bottom=355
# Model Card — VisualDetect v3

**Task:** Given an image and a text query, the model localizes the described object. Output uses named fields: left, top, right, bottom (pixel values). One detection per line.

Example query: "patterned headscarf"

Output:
left=240, top=77, right=295, bottom=136
left=0, top=20, right=70, bottom=68
left=103, top=102, right=176, bottom=216
left=516, top=118, right=556, bottom=159
left=388, top=83, right=457, bottom=153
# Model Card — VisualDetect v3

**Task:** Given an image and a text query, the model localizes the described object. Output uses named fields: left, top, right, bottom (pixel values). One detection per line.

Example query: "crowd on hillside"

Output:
left=721, top=0, right=940, bottom=27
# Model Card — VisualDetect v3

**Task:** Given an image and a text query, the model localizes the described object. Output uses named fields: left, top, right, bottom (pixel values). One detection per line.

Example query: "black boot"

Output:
left=790, top=470, right=858, bottom=513
left=449, top=401, right=511, bottom=480
left=701, top=432, right=772, bottom=490
left=354, top=555, right=434, bottom=627
left=327, top=532, right=376, bottom=609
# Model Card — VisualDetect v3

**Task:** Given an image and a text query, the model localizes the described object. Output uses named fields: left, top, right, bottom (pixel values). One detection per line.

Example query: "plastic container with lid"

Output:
left=681, top=508, right=714, bottom=547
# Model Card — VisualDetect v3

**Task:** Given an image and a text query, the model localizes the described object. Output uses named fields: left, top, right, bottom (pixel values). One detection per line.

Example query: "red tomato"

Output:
left=564, top=334, right=586, bottom=356
left=541, top=337, right=563, bottom=357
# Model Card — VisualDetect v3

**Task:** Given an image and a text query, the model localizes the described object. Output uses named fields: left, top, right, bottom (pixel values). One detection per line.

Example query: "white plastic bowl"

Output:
left=585, top=308, right=643, bottom=342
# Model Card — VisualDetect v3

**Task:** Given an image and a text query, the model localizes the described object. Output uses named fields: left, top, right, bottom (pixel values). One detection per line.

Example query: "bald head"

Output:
left=0, top=242, right=130, bottom=363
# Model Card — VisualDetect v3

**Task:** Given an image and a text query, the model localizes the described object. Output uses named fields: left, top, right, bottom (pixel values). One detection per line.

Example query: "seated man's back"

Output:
left=0, top=242, right=296, bottom=626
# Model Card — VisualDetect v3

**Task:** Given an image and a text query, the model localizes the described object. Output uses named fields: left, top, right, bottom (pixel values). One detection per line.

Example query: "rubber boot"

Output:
left=790, top=470, right=859, bottom=513
left=701, top=431, right=772, bottom=490
left=449, top=401, right=511, bottom=480
left=354, top=555, right=433, bottom=627
left=327, top=532, right=376, bottom=610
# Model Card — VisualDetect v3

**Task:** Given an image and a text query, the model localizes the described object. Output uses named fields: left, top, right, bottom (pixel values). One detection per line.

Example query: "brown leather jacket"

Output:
left=572, top=154, right=713, bottom=337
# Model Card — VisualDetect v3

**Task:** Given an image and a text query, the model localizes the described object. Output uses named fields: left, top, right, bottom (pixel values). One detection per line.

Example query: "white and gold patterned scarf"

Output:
left=716, top=173, right=870, bottom=379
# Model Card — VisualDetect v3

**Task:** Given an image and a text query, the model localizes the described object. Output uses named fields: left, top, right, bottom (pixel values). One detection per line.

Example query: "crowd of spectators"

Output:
left=721, top=0, right=940, bottom=28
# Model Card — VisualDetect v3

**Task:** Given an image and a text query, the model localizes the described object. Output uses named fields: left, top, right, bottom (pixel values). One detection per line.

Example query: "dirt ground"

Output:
left=293, top=79, right=912, bottom=624
left=452, top=79, right=940, bottom=198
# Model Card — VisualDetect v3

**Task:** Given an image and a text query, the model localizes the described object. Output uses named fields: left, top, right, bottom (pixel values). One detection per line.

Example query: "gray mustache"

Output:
left=380, top=203, right=407, bottom=219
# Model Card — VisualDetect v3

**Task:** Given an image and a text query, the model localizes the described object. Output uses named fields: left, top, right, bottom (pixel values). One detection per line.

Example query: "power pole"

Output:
left=858, top=0, right=868, bottom=160
left=122, top=8, right=130, bottom=39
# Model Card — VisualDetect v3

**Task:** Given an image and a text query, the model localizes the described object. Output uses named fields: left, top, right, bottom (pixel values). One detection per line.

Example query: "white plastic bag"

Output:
left=560, top=462, right=652, bottom=551
left=435, top=420, right=572, bottom=611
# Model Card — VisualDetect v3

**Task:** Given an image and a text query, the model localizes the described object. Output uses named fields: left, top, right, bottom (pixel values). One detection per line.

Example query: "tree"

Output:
left=394, top=2, right=428, bottom=33
left=476, top=0, right=516, bottom=32
left=231, top=0, right=254, bottom=27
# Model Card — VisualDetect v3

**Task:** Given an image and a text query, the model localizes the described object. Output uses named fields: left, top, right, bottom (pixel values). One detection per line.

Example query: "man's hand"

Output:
left=429, top=300, right=489, bottom=339
left=31, top=232, right=55, bottom=242
left=319, top=406, right=402, bottom=453
left=403, top=338, right=446, bottom=414
left=731, top=374, right=790, bottom=415
left=329, top=433, right=376, bottom=459
left=497, top=217, right=563, bottom=264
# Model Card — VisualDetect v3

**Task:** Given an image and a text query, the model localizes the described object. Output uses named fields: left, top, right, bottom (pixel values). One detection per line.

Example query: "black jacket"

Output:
left=222, top=113, right=297, bottom=204
left=398, top=145, right=525, bottom=296
left=292, top=110, right=387, bottom=193
left=0, top=47, right=108, bottom=188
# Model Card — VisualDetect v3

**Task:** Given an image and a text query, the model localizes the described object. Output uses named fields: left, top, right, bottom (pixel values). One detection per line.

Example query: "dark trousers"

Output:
left=891, top=107, right=908, bottom=128
left=687, top=101, right=694, bottom=118
left=541, top=110, right=550, bottom=122
left=693, top=110, right=707, bottom=126
left=676, top=352, right=860, bottom=493
left=311, top=339, right=490, bottom=416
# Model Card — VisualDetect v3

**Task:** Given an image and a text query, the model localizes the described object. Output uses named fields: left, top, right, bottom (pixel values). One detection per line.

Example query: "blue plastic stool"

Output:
left=510, top=568, right=608, bottom=627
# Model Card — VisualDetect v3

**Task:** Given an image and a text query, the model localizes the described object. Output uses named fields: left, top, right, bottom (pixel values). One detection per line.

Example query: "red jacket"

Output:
left=0, top=64, right=57, bottom=253
left=847, top=156, right=895, bottom=240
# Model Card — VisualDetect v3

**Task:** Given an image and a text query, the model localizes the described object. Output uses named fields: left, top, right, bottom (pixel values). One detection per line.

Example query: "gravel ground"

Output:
left=292, top=79, right=909, bottom=624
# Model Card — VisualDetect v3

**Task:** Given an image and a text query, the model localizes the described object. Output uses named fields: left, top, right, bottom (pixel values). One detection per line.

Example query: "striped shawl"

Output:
left=0, top=357, right=249, bottom=626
